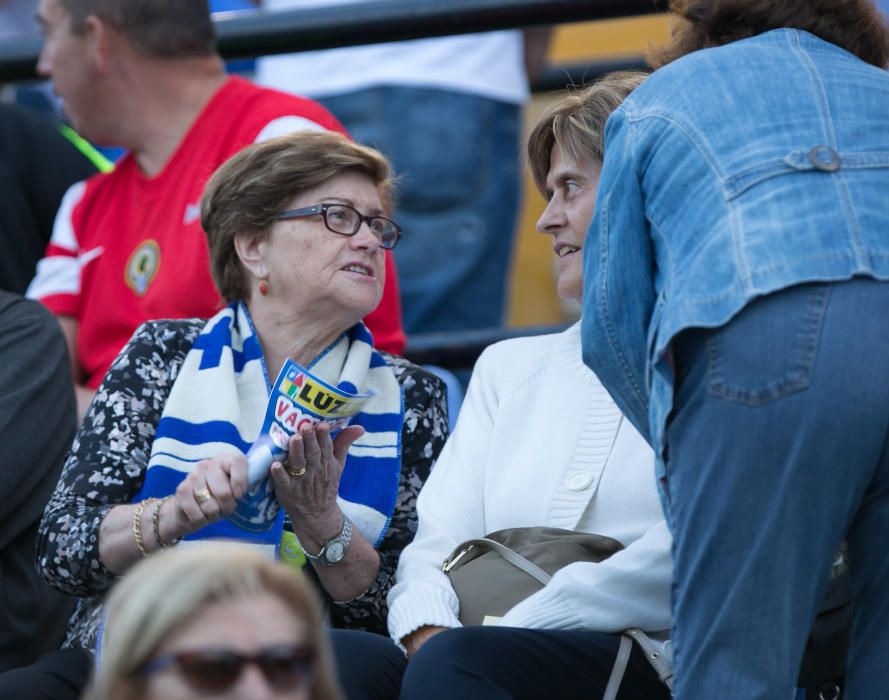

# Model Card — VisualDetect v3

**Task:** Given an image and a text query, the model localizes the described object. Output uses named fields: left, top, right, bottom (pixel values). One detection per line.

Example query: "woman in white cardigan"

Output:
left=332, top=72, right=672, bottom=700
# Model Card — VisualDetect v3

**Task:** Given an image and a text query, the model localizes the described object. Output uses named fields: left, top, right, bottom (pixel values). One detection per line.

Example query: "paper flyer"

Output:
left=227, top=358, right=374, bottom=532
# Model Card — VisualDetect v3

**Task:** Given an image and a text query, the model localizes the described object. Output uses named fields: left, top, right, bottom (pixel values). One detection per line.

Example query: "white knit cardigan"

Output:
left=387, top=323, right=672, bottom=645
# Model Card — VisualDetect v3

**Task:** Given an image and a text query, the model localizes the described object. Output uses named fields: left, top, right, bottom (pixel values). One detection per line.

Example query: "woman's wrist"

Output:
left=132, top=499, right=153, bottom=557
left=156, top=495, right=189, bottom=546
left=151, top=496, right=182, bottom=548
left=287, top=506, right=344, bottom=553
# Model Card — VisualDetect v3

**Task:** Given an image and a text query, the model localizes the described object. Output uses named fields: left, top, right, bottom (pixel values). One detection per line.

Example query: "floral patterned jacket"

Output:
left=37, top=319, right=448, bottom=648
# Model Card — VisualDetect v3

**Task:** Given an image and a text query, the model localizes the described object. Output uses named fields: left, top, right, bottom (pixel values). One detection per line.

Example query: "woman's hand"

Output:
left=403, top=626, right=449, bottom=660
left=99, top=453, right=249, bottom=575
left=161, top=453, right=249, bottom=542
left=269, top=422, right=364, bottom=548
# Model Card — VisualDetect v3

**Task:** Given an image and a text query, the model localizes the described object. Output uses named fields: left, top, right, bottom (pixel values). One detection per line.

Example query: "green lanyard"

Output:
left=58, top=124, right=115, bottom=173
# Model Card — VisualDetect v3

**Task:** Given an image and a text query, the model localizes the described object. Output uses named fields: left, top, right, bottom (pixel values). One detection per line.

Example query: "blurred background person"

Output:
left=25, top=0, right=405, bottom=422
left=257, top=0, right=550, bottom=336
left=581, top=1, right=889, bottom=697
left=37, top=132, right=447, bottom=677
left=0, top=103, right=98, bottom=294
left=0, top=291, right=90, bottom=695
left=0, top=0, right=37, bottom=39
left=83, top=543, right=342, bottom=700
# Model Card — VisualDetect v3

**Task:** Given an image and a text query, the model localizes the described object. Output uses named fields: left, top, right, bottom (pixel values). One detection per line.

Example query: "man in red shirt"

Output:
left=28, top=0, right=405, bottom=420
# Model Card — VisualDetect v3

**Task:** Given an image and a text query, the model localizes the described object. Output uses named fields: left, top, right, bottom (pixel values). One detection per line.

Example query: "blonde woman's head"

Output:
left=83, top=544, right=341, bottom=700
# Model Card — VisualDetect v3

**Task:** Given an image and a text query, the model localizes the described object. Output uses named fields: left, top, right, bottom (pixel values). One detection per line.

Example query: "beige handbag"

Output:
left=442, top=526, right=624, bottom=626
left=441, top=526, right=674, bottom=697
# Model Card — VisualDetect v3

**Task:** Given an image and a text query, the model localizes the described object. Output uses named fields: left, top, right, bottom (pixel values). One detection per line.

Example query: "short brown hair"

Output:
left=82, top=544, right=342, bottom=700
left=201, top=130, right=394, bottom=302
left=527, top=71, right=647, bottom=195
left=61, top=0, right=216, bottom=58
left=651, top=0, right=889, bottom=69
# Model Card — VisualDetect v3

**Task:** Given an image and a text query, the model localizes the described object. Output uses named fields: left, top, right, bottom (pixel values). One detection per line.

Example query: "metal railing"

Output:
left=533, top=57, right=651, bottom=93
left=0, top=0, right=665, bottom=82
left=0, top=0, right=663, bottom=367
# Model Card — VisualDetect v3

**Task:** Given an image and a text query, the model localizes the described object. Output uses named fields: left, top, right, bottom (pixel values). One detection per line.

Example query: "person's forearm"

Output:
left=98, top=503, right=157, bottom=575
left=498, top=521, right=673, bottom=632
left=523, top=27, right=553, bottom=83
left=290, top=509, right=380, bottom=601
left=98, top=498, right=191, bottom=575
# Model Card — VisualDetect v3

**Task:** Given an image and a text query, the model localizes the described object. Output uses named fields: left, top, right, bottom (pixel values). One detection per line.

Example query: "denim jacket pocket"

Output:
left=706, top=283, right=831, bottom=405
left=723, top=148, right=889, bottom=200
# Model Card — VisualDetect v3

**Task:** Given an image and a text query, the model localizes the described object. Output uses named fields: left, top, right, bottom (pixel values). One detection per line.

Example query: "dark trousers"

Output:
left=331, top=630, right=406, bottom=700
left=0, top=649, right=92, bottom=700
left=331, top=627, right=670, bottom=700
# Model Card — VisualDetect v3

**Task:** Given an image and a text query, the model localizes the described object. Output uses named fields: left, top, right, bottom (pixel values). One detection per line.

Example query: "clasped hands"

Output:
left=157, top=422, right=365, bottom=543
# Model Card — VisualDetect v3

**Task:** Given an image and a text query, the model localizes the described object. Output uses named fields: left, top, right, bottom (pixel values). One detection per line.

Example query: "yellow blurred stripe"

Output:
left=550, top=15, right=671, bottom=63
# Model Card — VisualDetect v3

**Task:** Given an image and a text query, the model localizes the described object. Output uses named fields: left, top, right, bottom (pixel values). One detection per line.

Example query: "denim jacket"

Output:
left=581, top=29, right=889, bottom=461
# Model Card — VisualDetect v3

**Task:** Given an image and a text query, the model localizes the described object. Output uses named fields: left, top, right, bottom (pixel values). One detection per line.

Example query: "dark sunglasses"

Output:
left=136, top=643, right=314, bottom=694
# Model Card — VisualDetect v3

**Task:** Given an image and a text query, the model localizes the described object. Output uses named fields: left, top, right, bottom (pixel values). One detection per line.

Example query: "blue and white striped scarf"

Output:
left=133, top=302, right=403, bottom=555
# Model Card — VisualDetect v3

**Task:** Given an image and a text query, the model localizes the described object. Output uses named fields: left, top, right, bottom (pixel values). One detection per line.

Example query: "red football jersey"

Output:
left=28, top=76, right=405, bottom=388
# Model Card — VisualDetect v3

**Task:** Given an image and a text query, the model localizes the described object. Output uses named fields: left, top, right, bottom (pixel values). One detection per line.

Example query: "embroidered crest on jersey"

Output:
left=125, top=240, right=161, bottom=295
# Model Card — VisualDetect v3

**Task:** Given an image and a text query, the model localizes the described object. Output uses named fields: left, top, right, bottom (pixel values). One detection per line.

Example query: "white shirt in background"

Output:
left=257, top=0, right=529, bottom=104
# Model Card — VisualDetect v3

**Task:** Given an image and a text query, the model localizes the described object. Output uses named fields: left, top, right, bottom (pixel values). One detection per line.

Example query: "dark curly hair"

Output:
left=651, top=0, right=889, bottom=69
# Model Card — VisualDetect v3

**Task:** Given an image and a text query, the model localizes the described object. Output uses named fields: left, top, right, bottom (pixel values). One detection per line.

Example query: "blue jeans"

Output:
left=321, top=87, right=521, bottom=334
left=664, top=279, right=889, bottom=699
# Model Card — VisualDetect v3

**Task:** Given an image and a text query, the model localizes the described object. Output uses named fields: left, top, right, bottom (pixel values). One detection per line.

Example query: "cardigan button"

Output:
left=566, top=471, right=594, bottom=491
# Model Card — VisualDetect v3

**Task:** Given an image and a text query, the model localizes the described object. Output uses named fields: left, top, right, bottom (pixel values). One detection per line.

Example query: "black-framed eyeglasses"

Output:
left=135, top=643, right=314, bottom=694
left=277, top=202, right=402, bottom=250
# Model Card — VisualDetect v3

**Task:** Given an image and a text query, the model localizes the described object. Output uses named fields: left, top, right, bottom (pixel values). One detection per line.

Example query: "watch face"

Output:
left=325, top=541, right=347, bottom=563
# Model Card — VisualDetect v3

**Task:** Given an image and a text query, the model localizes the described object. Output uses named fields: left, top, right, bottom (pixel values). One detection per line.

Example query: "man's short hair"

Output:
left=201, top=130, right=395, bottom=303
left=527, top=71, right=647, bottom=195
left=61, top=0, right=216, bottom=58
left=651, top=0, right=889, bottom=69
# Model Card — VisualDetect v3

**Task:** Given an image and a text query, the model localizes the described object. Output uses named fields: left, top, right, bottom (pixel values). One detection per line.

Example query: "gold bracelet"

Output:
left=133, top=499, right=154, bottom=557
left=152, top=495, right=181, bottom=548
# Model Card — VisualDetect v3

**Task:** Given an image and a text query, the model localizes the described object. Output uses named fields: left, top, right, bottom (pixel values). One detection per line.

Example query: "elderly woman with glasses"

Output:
left=36, top=131, right=448, bottom=653
left=83, top=544, right=341, bottom=700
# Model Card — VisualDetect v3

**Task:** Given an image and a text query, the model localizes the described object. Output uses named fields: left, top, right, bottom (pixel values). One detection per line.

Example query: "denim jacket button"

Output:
left=808, top=145, right=841, bottom=172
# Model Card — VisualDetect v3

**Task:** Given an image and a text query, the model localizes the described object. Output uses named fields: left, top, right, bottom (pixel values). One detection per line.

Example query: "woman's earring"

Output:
left=258, top=275, right=269, bottom=296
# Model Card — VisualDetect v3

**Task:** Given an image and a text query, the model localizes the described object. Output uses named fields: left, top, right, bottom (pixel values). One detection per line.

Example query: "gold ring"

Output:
left=194, top=488, right=213, bottom=505
left=287, top=466, right=307, bottom=478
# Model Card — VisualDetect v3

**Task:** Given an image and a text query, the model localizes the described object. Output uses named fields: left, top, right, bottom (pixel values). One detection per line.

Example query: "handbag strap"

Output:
left=601, top=629, right=674, bottom=699
left=625, top=628, right=674, bottom=692
left=447, top=538, right=553, bottom=585
left=602, top=634, right=633, bottom=700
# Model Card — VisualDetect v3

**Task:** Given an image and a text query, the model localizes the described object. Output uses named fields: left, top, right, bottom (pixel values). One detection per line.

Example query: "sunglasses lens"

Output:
left=179, top=650, right=244, bottom=693
left=258, top=645, right=314, bottom=691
